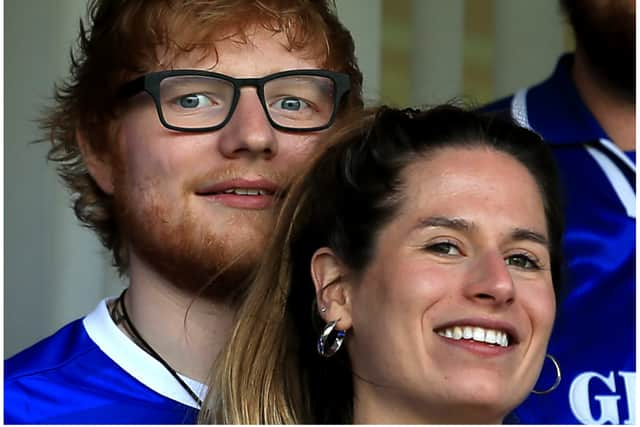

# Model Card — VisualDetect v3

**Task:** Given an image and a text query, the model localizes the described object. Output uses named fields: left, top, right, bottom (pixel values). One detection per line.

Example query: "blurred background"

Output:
left=4, top=0, right=570, bottom=357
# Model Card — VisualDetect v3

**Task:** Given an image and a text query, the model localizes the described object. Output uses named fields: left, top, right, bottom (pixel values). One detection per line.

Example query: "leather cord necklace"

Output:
left=110, top=288, right=203, bottom=408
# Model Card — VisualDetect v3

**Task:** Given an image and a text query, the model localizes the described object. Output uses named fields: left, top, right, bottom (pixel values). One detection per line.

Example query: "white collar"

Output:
left=83, top=297, right=208, bottom=409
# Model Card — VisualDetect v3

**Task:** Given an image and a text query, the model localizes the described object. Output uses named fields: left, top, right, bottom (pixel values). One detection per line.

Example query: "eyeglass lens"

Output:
left=158, top=74, right=337, bottom=130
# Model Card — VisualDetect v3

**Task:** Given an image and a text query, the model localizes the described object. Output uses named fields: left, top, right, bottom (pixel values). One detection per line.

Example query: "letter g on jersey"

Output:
left=569, top=371, right=635, bottom=424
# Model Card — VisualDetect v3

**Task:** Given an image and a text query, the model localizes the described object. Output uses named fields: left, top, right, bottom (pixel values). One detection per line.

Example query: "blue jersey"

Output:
left=4, top=298, right=206, bottom=424
left=484, top=54, right=635, bottom=424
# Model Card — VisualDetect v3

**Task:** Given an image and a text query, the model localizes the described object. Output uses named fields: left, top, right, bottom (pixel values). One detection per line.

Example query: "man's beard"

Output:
left=563, top=0, right=635, bottom=102
left=112, top=164, right=277, bottom=306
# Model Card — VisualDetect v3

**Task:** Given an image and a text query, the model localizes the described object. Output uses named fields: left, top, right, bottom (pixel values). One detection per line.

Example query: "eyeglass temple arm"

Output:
left=117, top=76, right=146, bottom=99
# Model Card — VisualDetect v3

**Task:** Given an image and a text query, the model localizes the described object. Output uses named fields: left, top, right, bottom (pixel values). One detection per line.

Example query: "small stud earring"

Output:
left=320, top=306, right=327, bottom=313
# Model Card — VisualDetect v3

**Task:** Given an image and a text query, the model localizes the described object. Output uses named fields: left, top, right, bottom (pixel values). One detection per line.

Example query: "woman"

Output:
left=202, top=105, right=564, bottom=424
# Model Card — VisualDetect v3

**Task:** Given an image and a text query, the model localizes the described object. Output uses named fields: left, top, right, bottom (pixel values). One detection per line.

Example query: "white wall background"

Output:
left=4, top=0, right=565, bottom=357
left=5, top=0, right=123, bottom=358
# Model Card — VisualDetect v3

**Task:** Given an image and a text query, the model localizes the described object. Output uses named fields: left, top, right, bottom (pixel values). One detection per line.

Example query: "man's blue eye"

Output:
left=276, top=97, right=305, bottom=111
left=178, top=94, right=210, bottom=109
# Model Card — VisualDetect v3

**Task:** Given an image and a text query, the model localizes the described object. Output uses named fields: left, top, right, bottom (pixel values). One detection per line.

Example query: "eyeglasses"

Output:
left=118, top=69, right=351, bottom=132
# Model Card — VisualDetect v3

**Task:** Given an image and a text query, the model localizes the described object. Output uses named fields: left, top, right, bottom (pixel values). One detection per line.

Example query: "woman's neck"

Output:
left=351, top=381, right=504, bottom=424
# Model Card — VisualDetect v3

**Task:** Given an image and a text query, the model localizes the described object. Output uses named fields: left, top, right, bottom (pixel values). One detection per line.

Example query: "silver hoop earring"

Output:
left=317, top=320, right=346, bottom=358
left=532, top=354, right=561, bottom=395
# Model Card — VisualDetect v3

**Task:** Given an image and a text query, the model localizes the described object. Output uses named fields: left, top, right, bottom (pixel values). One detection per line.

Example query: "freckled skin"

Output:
left=110, top=28, right=327, bottom=290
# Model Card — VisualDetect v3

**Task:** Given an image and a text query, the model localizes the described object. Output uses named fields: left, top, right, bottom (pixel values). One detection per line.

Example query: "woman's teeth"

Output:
left=437, top=326, right=509, bottom=347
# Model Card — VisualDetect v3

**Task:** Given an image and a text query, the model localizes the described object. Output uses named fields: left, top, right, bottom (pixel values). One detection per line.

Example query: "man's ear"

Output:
left=76, top=128, right=115, bottom=195
left=310, top=247, right=353, bottom=331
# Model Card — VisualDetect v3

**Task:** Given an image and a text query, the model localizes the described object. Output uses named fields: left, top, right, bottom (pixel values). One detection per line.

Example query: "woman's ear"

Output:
left=76, top=128, right=115, bottom=195
left=310, top=247, right=353, bottom=331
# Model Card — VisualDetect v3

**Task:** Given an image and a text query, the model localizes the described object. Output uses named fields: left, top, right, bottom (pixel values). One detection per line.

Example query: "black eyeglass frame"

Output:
left=118, top=69, right=351, bottom=133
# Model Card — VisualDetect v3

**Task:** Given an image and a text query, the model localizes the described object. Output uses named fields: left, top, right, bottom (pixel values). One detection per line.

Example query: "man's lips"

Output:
left=194, top=178, right=281, bottom=209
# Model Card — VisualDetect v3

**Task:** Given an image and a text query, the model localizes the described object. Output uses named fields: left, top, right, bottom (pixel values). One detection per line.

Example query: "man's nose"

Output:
left=217, top=88, right=278, bottom=160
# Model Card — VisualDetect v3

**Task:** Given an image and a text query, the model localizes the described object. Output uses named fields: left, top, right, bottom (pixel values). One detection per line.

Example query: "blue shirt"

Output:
left=485, top=54, right=635, bottom=424
left=5, top=298, right=206, bottom=424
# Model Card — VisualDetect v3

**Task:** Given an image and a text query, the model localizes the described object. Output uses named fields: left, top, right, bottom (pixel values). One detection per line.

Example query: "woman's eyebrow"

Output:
left=511, top=228, right=549, bottom=248
left=414, top=216, right=549, bottom=248
left=414, top=216, right=473, bottom=232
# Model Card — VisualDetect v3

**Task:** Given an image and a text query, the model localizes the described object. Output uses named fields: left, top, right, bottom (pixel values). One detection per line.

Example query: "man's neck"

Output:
left=572, top=48, right=636, bottom=151
left=122, top=253, right=236, bottom=382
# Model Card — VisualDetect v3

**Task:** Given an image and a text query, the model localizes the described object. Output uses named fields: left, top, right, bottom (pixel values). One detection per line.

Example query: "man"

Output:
left=484, top=0, right=635, bottom=424
left=4, top=0, right=362, bottom=423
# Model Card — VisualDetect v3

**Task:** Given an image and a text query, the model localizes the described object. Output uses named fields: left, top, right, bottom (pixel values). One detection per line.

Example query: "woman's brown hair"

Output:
left=204, top=105, right=565, bottom=423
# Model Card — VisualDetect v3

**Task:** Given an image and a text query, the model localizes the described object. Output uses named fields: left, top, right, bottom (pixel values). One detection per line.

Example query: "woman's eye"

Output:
left=273, top=97, right=309, bottom=111
left=425, top=242, right=461, bottom=256
left=506, top=254, right=540, bottom=270
left=177, top=94, right=212, bottom=109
